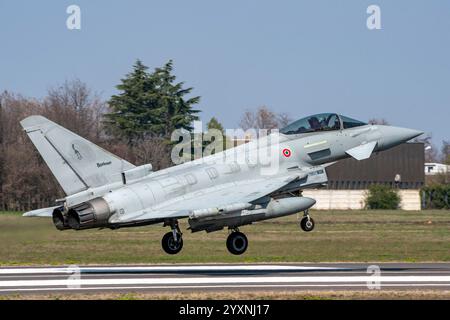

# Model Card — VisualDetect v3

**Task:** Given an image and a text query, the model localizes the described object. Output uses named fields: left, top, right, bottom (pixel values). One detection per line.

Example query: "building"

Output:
left=303, top=143, right=425, bottom=210
left=326, top=143, right=425, bottom=190
left=424, top=162, right=449, bottom=175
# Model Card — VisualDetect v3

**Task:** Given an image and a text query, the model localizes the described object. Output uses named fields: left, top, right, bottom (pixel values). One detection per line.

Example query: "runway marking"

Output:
left=1, top=283, right=450, bottom=293
left=0, top=265, right=342, bottom=275
left=2, top=265, right=450, bottom=294
left=1, top=276, right=450, bottom=288
left=1, top=270, right=450, bottom=279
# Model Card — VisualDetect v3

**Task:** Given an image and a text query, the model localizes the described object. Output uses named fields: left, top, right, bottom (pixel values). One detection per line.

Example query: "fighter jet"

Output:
left=20, top=113, right=422, bottom=255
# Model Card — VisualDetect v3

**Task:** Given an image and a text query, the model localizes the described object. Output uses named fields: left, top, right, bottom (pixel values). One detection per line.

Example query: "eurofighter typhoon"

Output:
left=20, top=113, right=422, bottom=255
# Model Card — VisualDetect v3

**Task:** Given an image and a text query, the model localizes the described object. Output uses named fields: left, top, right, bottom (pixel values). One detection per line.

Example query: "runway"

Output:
left=1, top=263, right=450, bottom=294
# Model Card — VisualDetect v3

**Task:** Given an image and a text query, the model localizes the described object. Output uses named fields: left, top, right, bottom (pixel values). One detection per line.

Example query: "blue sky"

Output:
left=0, top=1, right=449, bottom=147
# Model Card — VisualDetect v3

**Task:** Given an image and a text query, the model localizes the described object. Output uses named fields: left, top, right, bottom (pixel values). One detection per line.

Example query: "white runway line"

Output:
left=1, top=270, right=449, bottom=278
left=1, top=276, right=450, bottom=288
left=0, top=265, right=340, bottom=275
left=2, top=265, right=450, bottom=293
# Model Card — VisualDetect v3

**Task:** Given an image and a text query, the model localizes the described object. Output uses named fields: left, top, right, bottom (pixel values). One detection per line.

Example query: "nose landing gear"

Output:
left=300, top=210, right=315, bottom=232
left=162, top=220, right=183, bottom=254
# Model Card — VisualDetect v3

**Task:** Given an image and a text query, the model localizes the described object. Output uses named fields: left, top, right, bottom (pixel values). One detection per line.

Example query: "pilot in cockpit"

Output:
left=330, top=116, right=340, bottom=130
left=308, top=116, right=321, bottom=130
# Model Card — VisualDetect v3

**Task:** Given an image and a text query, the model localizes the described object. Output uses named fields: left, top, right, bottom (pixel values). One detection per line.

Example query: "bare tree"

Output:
left=44, top=79, right=105, bottom=140
left=0, top=91, right=61, bottom=210
left=239, top=106, right=291, bottom=130
left=0, top=81, right=114, bottom=211
left=277, top=112, right=293, bottom=128
left=0, top=79, right=183, bottom=211
left=412, top=133, right=438, bottom=162
left=368, top=118, right=390, bottom=125
left=0, top=94, right=4, bottom=210
left=132, top=139, right=171, bottom=170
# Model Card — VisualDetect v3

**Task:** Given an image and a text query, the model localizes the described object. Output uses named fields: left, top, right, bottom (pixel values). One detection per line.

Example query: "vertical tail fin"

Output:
left=20, top=115, right=135, bottom=195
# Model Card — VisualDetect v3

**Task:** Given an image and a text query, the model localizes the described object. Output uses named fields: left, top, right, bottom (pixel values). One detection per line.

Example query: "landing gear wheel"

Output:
left=226, top=231, right=248, bottom=255
left=300, top=216, right=315, bottom=232
left=162, top=232, right=183, bottom=254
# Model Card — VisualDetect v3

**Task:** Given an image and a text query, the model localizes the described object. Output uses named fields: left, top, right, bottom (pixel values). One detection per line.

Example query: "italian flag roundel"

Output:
left=282, top=148, right=291, bottom=158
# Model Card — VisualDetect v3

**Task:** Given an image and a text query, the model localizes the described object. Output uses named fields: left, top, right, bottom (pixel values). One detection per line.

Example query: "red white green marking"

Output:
left=282, top=148, right=291, bottom=158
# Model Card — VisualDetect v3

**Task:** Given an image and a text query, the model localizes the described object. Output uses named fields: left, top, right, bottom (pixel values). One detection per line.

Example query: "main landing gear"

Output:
left=161, top=220, right=183, bottom=254
left=161, top=222, right=250, bottom=255
left=300, top=210, right=315, bottom=232
left=226, top=228, right=248, bottom=255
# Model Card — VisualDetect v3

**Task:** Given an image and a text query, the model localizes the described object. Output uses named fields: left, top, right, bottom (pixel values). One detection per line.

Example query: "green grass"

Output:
left=0, top=210, right=449, bottom=266
left=3, top=290, right=450, bottom=300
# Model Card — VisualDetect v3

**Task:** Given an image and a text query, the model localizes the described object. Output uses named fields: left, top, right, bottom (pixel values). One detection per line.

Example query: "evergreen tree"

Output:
left=204, top=116, right=231, bottom=153
left=152, top=60, right=200, bottom=137
left=442, top=140, right=450, bottom=165
left=105, top=60, right=200, bottom=144
left=206, top=117, right=224, bottom=134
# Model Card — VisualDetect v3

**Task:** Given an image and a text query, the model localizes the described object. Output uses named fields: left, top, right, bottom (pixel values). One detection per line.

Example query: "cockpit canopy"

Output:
left=280, top=113, right=367, bottom=135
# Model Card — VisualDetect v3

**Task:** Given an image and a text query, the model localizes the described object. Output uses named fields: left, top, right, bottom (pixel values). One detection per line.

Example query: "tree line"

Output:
left=0, top=60, right=202, bottom=211
left=0, top=60, right=290, bottom=211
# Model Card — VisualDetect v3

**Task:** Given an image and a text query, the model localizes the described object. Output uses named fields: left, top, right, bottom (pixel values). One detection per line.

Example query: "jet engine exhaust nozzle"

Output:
left=52, top=207, right=70, bottom=230
left=67, top=197, right=112, bottom=230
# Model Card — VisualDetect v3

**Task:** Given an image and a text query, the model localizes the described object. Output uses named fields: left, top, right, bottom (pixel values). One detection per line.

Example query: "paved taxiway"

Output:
left=1, top=263, right=450, bottom=294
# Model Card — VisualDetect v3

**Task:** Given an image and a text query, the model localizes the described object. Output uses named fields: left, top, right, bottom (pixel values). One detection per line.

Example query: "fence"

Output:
left=421, top=185, right=450, bottom=209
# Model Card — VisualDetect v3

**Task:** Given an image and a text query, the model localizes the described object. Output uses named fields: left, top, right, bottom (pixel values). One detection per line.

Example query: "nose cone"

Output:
left=378, top=125, right=424, bottom=150
left=393, top=127, right=423, bottom=142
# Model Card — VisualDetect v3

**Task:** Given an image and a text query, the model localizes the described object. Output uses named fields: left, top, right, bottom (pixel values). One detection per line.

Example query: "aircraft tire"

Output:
left=300, top=217, right=315, bottom=232
left=226, top=231, right=248, bottom=255
left=162, top=232, right=183, bottom=254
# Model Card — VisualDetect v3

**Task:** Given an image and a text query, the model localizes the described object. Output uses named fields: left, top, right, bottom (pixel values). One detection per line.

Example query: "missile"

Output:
left=190, top=202, right=254, bottom=219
